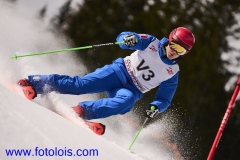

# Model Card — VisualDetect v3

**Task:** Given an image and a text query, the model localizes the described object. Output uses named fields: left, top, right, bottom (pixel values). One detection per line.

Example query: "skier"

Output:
left=18, top=27, right=195, bottom=121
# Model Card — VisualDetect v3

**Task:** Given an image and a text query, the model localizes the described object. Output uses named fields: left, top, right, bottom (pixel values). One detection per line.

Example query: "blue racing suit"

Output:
left=28, top=32, right=179, bottom=120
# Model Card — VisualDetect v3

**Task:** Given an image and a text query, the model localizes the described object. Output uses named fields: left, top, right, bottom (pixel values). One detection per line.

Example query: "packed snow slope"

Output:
left=0, top=84, right=141, bottom=160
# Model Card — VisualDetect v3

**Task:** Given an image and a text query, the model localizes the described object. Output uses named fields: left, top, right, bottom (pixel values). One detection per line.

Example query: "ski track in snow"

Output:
left=0, top=1, right=193, bottom=160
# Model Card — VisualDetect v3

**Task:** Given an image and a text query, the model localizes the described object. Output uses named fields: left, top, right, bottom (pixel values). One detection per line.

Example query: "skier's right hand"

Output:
left=18, top=79, right=37, bottom=100
left=123, top=34, right=138, bottom=47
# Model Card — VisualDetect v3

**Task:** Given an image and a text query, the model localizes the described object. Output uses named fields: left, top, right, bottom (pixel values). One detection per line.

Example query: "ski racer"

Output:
left=18, top=27, right=195, bottom=121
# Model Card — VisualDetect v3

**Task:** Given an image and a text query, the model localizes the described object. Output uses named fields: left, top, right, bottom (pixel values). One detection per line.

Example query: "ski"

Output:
left=19, top=85, right=106, bottom=135
left=84, top=120, right=105, bottom=135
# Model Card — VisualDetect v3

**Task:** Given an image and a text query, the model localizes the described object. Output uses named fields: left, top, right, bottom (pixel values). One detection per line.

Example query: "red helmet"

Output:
left=169, top=27, right=195, bottom=53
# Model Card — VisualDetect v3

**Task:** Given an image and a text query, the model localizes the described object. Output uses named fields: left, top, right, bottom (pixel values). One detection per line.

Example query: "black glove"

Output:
left=146, top=106, right=158, bottom=118
left=123, top=34, right=138, bottom=47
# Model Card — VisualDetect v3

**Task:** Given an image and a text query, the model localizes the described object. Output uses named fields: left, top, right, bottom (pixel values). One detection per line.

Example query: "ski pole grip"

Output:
left=150, top=106, right=156, bottom=110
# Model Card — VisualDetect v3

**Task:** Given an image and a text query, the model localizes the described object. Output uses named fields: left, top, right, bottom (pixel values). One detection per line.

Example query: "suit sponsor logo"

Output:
left=149, top=45, right=157, bottom=52
left=33, top=76, right=40, bottom=81
left=139, top=34, right=148, bottom=39
left=124, top=59, right=145, bottom=92
left=166, top=67, right=174, bottom=75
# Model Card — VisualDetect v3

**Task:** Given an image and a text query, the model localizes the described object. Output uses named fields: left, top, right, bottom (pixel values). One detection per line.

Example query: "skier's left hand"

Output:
left=123, top=34, right=138, bottom=47
left=146, top=106, right=158, bottom=118
left=18, top=79, right=37, bottom=100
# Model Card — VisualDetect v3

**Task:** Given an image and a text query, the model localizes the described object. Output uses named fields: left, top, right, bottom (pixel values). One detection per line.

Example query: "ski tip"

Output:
left=93, top=122, right=105, bottom=135
left=99, top=123, right=106, bottom=135
left=84, top=121, right=106, bottom=135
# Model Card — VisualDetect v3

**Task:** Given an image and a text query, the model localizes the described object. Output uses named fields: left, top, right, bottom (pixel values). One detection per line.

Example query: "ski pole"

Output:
left=10, top=41, right=124, bottom=60
left=207, top=76, right=240, bottom=160
left=128, top=117, right=149, bottom=150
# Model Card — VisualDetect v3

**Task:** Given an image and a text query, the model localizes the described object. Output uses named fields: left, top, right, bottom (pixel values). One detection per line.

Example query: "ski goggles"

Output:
left=169, top=41, right=188, bottom=55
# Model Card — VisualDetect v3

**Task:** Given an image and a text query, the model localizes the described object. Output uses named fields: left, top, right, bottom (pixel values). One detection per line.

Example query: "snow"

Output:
left=0, top=1, right=189, bottom=160
left=0, top=83, right=184, bottom=160
left=0, top=84, right=140, bottom=160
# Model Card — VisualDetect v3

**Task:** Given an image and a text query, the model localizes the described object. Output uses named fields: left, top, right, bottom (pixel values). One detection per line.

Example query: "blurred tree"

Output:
left=51, top=0, right=72, bottom=31
left=38, top=5, right=47, bottom=20
left=51, top=0, right=240, bottom=159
